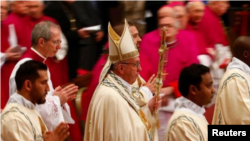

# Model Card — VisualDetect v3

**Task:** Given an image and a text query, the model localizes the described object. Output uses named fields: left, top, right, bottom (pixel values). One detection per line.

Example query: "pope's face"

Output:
left=121, top=57, right=142, bottom=84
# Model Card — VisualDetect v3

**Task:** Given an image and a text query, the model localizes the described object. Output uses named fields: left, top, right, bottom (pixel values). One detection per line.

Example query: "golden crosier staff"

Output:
left=154, top=26, right=168, bottom=129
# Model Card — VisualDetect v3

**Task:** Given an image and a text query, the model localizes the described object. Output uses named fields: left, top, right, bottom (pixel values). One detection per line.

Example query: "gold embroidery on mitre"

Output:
left=108, top=19, right=138, bottom=63
left=109, top=50, right=139, bottom=62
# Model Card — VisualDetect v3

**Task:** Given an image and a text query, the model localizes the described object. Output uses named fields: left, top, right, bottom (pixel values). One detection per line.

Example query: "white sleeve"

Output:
left=0, top=52, right=7, bottom=69
left=140, top=86, right=153, bottom=102
left=37, top=70, right=74, bottom=130
left=35, top=95, right=70, bottom=130
left=55, top=31, right=68, bottom=60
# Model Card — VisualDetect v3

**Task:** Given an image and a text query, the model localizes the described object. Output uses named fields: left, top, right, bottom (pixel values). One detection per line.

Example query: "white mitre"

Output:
left=108, top=19, right=139, bottom=63
left=98, top=19, right=139, bottom=83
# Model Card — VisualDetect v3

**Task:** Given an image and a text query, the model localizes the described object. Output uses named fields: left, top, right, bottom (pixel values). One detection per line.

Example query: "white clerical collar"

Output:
left=227, top=57, right=250, bottom=75
left=7, top=93, right=36, bottom=109
left=116, top=75, right=132, bottom=93
left=31, top=47, right=47, bottom=62
left=175, top=97, right=206, bottom=116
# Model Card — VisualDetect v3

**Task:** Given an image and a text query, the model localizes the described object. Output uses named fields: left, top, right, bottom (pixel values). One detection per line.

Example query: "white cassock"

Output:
left=164, top=97, right=208, bottom=141
left=9, top=48, right=74, bottom=130
left=1, top=93, right=47, bottom=141
left=212, top=57, right=250, bottom=124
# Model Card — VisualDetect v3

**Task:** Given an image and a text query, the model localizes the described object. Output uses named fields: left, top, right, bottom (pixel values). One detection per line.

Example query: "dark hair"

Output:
left=15, top=60, right=48, bottom=91
left=178, top=64, right=210, bottom=97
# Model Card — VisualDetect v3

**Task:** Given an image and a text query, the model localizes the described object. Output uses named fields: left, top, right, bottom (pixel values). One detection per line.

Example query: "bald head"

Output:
left=187, top=1, right=205, bottom=24
left=157, top=6, right=175, bottom=19
left=1, top=0, right=8, bottom=21
left=232, top=36, right=250, bottom=66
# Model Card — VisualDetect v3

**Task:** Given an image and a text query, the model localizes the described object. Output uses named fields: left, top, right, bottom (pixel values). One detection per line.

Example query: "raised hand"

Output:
left=148, top=95, right=162, bottom=113
left=5, top=47, right=23, bottom=61
left=143, top=74, right=156, bottom=94
left=43, top=122, right=70, bottom=141
left=53, top=84, right=78, bottom=105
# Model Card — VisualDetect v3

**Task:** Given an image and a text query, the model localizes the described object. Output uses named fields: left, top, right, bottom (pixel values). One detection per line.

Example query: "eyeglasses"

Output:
left=50, top=40, right=62, bottom=46
left=120, top=62, right=141, bottom=68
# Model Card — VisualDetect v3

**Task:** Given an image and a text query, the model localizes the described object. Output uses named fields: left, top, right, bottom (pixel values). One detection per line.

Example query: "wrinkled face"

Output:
left=188, top=2, right=205, bottom=24
left=1, top=1, right=8, bottom=21
left=173, top=6, right=188, bottom=29
left=44, top=27, right=61, bottom=58
left=120, top=57, right=142, bottom=84
left=130, top=26, right=142, bottom=50
left=28, top=1, right=44, bottom=19
left=213, top=1, right=230, bottom=16
left=62, top=0, right=76, bottom=3
left=11, top=1, right=29, bottom=15
left=196, top=73, right=215, bottom=106
left=158, top=17, right=178, bottom=39
left=30, top=70, right=49, bottom=104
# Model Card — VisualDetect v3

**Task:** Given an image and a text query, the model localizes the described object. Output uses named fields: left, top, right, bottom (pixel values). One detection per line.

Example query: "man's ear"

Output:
left=243, top=50, right=249, bottom=59
left=24, top=80, right=32, bottom=91
left=189, top=85, right=197, bottom=96
left=38, top=38, right=45, bottom=46
left=118, top=64, right=125, bottom=74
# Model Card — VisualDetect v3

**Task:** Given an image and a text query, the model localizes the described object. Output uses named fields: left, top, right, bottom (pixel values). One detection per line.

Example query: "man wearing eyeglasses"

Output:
left=9, top=21, right=79, bottom=131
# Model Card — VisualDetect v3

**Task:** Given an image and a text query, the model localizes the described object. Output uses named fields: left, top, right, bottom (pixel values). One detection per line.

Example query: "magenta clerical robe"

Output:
left=4, top=13, right=32, bottom=52
left=186, top=23, right=209, bottom=56
left=140, top=29, right=199, bottom=87
left=197, top=6, right=228, bottom=48
left=1, top=21, right=17, bottom=109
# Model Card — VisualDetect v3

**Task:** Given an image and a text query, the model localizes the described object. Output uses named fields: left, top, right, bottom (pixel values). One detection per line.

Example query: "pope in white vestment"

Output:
left=1, top=93, right=47, bottom=141
left=84, top=19, right=153, bottom=141
left=212, top=57, right=250, bottom=124
left=164, top=97, right=208, bottom=141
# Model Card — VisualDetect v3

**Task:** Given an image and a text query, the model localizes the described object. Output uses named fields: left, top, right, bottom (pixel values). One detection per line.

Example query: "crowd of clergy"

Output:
left=1, top=0, right=250, bottom=141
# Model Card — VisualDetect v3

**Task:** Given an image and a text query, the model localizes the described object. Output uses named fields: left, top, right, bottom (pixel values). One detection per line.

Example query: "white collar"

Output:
left=31, top=47, right=47, bottom=62
left=227, top=57, right=250, bottom=75
left=116, top=75, right=132, bottom=93
left=175, top=97, right=206, bottom=116
left=7, top=93, right=36, bottom=109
